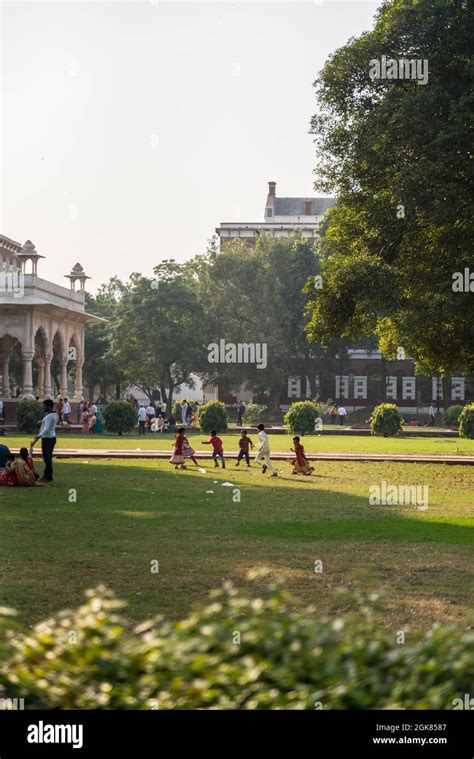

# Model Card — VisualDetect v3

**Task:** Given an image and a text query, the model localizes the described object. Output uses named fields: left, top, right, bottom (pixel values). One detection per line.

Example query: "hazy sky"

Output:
left=2, top=0, right=379, bottom=290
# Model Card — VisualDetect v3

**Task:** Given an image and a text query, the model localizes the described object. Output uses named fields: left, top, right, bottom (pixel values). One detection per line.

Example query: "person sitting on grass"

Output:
left=236, top=430, right=254, bottom=467
left=290, top=436, right=314, bottom=476
left=0, top=450, right=39, bottom=486
left=202, top=430, right=225, bottom=469
left=0, top=443, right=11, bottom=472
left=166, top=414, right=177, bottom=433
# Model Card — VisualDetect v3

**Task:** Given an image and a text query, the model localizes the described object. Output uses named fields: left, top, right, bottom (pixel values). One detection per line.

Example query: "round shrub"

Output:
left=458, top=403, right=474, bottom=439
left=442, top=405, right=463, bottom=427
left=242, top=402, right=267, bottom=425
left=198, top=401, right=228, bottom=433
left=284, top=401, right=318, bottom=435
left=370, top=403, right=403, bottom=437
left=103, top=401, right=136, bottom=436
left=16, top=399, right=44, bottom=434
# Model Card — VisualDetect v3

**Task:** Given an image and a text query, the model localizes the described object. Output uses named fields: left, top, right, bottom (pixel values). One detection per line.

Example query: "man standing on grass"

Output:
left=63, top=397, right=71, bottom=424
left=31, top=399, right=57, bottom=483
left=255, top=424, right=278, bottom=477
left=428, top=403, right=436, bottom=427
left=338, top=405, right=347, bottom=426
left=137, top=404, right=147, bottom=434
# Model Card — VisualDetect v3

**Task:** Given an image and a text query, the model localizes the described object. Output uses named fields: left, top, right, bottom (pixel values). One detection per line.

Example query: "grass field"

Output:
left=1, top=455, right=472, bottom=630
left=6, top=430, right=474, bottom=456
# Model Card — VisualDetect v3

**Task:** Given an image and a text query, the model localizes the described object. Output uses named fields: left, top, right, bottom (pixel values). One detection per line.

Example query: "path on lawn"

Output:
left=17, top=447, right=474, bottom=465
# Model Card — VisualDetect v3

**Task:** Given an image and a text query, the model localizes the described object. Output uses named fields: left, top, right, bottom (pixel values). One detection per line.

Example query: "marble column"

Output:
left=73, top=358, right=84, bottom=401
left=0, top=353, right=11, bottom=398
left=21, top=349, right=35, bottom=399
left=43, top=354, right=52, bottom=398
left=36, top=356, right=45, bottom=397
left=59, top=356, right=68, bottom=397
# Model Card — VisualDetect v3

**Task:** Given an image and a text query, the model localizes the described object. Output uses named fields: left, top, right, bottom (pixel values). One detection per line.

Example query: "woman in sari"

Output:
left=81, top=407, right=90, bottom=434
left=290, top=436, right=314, bottom=476
left=0, top=449, right=38, bottom=486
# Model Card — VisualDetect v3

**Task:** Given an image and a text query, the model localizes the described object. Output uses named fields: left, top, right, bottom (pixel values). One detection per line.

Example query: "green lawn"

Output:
left=6, top=430, right=474, bottom=456
left=1, top=457, right=472, bottom=631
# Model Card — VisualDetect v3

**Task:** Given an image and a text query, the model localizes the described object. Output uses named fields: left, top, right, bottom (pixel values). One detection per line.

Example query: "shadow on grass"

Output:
left=1, top=459, right=471, bottom=546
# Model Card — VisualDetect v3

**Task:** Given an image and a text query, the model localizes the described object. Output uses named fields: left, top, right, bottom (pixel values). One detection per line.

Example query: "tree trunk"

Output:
left=167, top=385, right=175, bottom=415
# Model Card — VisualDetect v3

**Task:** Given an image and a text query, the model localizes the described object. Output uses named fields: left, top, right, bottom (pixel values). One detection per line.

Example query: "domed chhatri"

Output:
left=65, top=263, right=91, bottom=292
left=16, top=240, right=45, bottom=275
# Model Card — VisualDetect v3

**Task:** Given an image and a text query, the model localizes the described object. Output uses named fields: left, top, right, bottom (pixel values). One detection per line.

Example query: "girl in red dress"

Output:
left=290, top=436, right=314, bottom=475
left=170, top=427, right=186, bottom=469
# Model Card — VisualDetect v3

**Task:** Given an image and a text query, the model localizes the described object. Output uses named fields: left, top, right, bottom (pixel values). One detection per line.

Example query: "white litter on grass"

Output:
left=206, top=490, right=214, bottom=494
left=221, top=482, right=235, bottom=487
left=82, top=461, right=89, bottom=464
left=198, top=468, right=207, bottom=474
left=213, top=480, right=219, bottom=484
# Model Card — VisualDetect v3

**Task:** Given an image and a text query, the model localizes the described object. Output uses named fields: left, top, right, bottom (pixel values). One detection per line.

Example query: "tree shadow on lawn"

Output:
left=2, top=459, right=470, bottom=546
left=1, top=460, right=472, bottom=625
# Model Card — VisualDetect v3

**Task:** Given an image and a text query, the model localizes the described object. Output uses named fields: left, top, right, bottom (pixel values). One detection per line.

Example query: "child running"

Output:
left=202, top=430, right=225, bottom=468
left=255, top=424, right=278, bottom=477
left=182, top=433, right=199, bottom=467
left=170, top=427, right=187, bottom=469
left=236, top=430, right=254, bottom=467
left=290, top=436, right=314, bottom=475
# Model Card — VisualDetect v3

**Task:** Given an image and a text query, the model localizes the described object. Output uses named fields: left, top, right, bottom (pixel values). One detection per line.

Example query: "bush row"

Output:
left=1, top=576, right=472, bottom=710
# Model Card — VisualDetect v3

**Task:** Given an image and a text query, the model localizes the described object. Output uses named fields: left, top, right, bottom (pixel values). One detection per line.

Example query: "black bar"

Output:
left=0, top=709, right=471, bottom=757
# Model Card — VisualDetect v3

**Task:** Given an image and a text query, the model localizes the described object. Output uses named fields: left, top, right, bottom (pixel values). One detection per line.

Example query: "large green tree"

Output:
left=108, top=261, right=209, bottom=411
left=306, top=0, right=474, bottom=381
left=197, top=234, right=327, bottom=411
left=84, top=278, right=125, bottom=402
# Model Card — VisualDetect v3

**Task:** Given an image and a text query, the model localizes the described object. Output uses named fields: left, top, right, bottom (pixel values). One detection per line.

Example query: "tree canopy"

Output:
left=306, top=0, right=474, bottom=376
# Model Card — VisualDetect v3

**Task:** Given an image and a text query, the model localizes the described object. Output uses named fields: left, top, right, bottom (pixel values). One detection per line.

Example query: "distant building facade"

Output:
left=216, top=181, right=335, bottom=247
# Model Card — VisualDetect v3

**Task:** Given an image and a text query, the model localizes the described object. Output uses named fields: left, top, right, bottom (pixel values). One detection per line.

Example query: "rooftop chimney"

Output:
left=268, top=181, right=276, bottom=196
left=304, top=199, right=312, bottom=216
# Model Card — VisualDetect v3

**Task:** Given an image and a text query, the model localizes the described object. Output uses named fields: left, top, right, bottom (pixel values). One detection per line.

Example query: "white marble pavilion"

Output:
left=0, top=234, right=102, bottom=402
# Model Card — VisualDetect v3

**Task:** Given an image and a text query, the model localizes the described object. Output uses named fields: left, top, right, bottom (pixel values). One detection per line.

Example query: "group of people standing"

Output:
left=78, top=400, right=100, bottom=434
left=137, top=401, right=198, bottom=434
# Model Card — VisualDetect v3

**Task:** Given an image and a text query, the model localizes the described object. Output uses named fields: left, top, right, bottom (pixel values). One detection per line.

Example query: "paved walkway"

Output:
left=16, top=448, right=474, bottom=465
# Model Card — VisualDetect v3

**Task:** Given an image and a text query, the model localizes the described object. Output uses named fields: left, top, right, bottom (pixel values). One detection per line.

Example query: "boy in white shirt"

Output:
left=255, top=424, right=278, bottom=477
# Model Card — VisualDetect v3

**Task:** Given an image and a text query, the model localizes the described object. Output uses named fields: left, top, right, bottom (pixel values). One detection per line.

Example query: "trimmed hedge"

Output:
left=103, top=401, right=136, bottom=436
left=242, top=402, right=267, bottom=425
left=284, top=401, right=318, bottom=435
left=442, top=405, right=463, bottom=427
left=198, top=400, right=228, bottom=433
left=1, top=575, right=472, bottom=710
left=370, top=403, right=403, bottom=437
left=459, top=403, right=474, bottom=439
left=15, top=399, right=44, bottom=434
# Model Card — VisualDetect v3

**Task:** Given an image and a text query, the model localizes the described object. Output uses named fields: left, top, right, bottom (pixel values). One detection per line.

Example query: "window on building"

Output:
left=266, top=208, right=273, bottom=218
